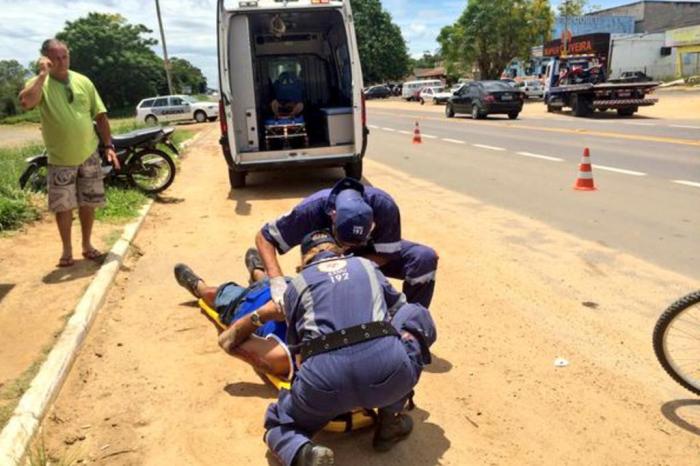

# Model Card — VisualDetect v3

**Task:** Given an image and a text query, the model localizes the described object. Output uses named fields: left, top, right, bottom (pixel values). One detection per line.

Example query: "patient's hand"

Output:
left=218, top=322, right=245, bottom=354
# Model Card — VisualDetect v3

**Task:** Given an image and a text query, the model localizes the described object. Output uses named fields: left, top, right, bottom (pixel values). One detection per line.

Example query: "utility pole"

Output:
left=562, top=0, right=570, bottom=57
left=155, top=0, right=174, bottom=95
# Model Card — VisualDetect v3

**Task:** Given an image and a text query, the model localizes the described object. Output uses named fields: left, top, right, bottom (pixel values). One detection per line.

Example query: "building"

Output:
left=553, top=15, right=634, bottom=38
left=587, top=1, right=700, bottom=33
left=666, top=25, right=700, bottom=76
left=609, top=33, right=675, bottom=79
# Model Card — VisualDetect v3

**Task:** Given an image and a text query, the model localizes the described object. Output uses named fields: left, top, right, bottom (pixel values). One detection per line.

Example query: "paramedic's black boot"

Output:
left=174, top=263, right=202, bottom=299
left=292, top=442, right=334, bottom=466
left=372, top=410, right=413, bottom=452
left=244, top=248, right=265, bottom=284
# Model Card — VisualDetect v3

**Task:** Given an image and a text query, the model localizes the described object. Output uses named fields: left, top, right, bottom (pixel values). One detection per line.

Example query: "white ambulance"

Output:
left=217, top=0, right=367, bottom=188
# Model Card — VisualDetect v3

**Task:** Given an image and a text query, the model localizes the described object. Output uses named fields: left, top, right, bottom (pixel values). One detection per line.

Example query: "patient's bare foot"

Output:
left=218, top=325, right=240, bottom=354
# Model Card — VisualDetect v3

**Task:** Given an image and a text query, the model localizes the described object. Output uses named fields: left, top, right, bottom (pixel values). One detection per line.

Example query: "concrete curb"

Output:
left=0, top=200, right=154, bottom=465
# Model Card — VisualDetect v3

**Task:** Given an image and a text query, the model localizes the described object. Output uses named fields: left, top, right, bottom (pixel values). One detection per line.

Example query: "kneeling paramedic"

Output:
left=264, top=230, right=437, bottom=466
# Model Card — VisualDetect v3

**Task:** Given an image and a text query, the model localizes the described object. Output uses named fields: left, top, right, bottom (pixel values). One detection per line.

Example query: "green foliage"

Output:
left=170, top=57, right=208, bottom=94
left=351, top=0, right=411, bottom=84
left=558, top=0, right=594, bottom=16
left=0, top=108, right=40, bottom=124
left=0, top=60, right=31, bottom=118
left=96, top=186, right=149, bottom=222
left=438, top=0, right=555, bottom=80
left=0, top=144, right=42, bottom=231
left=56, top=13, right=165, bottom=110
left=410, top=51, right=443, bottom=70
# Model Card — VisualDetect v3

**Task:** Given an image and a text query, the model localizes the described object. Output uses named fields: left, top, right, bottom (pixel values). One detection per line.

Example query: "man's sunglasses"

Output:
left=64, top=82, right=73, bottom=104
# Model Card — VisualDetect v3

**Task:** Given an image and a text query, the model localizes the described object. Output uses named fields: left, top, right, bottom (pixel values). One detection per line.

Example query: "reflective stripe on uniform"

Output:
left=405, top=270, right=436, bottom=285
left=266, top=219, right=291, bottom=253
left=291, top=274, right=321, bottom=337
left=358, top=258, right=387, bottom=322
left=374, top=241, right=402, bottom=254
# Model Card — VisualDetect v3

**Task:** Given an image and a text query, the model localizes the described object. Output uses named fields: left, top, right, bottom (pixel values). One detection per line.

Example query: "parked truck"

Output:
left=544, top=55, right=659, bottom=117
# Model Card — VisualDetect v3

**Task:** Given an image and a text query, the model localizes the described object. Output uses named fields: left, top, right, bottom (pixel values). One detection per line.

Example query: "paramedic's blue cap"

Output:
left=301, top=229, right=337, bottom=256
left=333, top=188, right=373, bottom=245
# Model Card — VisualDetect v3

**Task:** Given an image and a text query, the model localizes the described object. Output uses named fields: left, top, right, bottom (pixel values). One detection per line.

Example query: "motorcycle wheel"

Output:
left=19, top=163, right=47, bottom=192
left=126, top=149, right=176, bottom=194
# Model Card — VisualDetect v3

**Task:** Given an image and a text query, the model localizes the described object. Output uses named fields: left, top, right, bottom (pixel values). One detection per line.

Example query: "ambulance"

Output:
left=217, top=0, right=367, bottom=188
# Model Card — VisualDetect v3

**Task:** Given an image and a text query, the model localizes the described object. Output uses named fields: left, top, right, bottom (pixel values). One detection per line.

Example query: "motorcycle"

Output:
left=19, top=126, right=179, bottom=194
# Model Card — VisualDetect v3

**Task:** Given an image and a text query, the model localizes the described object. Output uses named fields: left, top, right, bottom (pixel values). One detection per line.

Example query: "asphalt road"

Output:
left=366, top=107, right=700, bottom=280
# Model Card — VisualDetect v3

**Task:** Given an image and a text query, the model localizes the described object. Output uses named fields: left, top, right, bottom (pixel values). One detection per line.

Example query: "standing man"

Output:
left=19, top=38, right=119, bottom=267
left=256, top=177, right=439, bottom=309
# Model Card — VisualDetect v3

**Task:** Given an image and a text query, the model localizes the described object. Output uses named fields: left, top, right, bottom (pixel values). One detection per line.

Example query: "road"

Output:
left=31, top=123, right=700, bottom=465
left=367, top=103, right=700, bottom=280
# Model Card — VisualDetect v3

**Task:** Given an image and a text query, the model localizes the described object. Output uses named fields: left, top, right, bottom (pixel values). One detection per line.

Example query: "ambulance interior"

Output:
left=227, top=9, right=356, bottom=153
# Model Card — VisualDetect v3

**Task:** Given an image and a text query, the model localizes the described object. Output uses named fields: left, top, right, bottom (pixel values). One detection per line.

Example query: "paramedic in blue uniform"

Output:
left=263, top=230, right=437, bottom=466
left=256, top=177, right=439, bottom=310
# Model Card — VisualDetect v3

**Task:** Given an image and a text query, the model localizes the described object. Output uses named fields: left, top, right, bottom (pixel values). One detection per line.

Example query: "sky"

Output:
left=0, top=0, right=696, bottom=87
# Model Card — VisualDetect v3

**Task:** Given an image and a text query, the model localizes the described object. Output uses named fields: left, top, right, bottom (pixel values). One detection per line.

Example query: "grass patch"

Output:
left=0, top=108, right=40, bottom=125
left=0, top=144, right=43, bottom=231
left=96, top=186, right=149, bottom=223
left=0, top=351, right=49, bottom=429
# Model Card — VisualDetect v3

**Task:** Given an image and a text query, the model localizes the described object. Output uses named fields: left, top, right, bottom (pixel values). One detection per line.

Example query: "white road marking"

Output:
left=516, top=152, right=564, bottom=162
left=422, top=134, right=438, bottom=139
left=368, top=124, right=379, bottom=129
left=381, top=127, right=396, bottom=132
left=593, top=165, right=647, bottom=176
left=622, top=122, right=655, bottom=127
left=672, top=180, right=700, bottom=188
left=442, top=138, right=466, bottom=144
left=397, top=130, right=412, bottom=135
left=670, top=124, right=700, bottom=130
left=473, top=144, right=506, bottom=151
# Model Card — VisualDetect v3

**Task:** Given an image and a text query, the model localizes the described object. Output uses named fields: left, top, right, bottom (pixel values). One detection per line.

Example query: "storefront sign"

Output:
left=544, top=33, right=611, bottom=59
left=666, top=25, right=700, bottom=47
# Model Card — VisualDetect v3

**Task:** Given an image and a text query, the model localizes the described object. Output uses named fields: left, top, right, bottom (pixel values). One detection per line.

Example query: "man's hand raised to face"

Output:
left=38, top=57, right=52, bottom=76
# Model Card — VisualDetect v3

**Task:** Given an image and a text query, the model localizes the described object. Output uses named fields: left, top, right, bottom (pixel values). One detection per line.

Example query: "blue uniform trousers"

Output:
left=379, top=240, right=438, bottom=308
left=264, top=336, right=418, bottom=466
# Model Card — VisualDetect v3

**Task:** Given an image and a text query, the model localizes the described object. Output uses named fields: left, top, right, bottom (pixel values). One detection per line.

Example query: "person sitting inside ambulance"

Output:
left=271, top=70, right=304, bottom=119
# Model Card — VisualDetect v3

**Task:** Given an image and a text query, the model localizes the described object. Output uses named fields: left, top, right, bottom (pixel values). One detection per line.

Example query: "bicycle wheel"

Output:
left=126, top=149, right=176, bottom=194
left=653, top=291, right=700, bottom=395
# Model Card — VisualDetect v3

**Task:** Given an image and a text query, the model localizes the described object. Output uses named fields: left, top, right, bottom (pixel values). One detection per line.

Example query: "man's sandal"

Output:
left=82, top=248, right=103, bottom=260
left=57, top=257, right=75, bottom=268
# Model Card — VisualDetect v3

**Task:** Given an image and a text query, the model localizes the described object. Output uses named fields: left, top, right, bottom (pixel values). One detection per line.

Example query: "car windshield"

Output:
left=483, top=81, right=514, bottom=91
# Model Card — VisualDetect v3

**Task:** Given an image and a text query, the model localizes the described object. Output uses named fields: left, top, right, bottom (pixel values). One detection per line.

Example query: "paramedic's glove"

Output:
left=270, top=276, right=287, bottom=311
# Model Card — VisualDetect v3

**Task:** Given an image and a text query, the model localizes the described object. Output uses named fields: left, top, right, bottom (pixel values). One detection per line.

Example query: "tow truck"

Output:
left=542, top=33, right=659, bottom=117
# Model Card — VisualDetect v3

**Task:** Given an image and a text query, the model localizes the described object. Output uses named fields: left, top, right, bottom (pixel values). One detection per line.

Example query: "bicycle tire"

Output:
left=126, top=149, right=176, bottom=194
left=652, top=290, right=700, bottom=395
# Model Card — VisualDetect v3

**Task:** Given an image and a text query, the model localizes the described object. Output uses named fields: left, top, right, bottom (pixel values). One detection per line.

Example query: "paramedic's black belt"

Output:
left=298, top=321, right=399, bottom=362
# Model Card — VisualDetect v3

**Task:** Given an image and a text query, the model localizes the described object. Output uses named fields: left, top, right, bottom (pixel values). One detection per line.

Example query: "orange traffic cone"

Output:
left=412, top=121, right=422, bottom=144
left=574, top=148, right=597, bottom=191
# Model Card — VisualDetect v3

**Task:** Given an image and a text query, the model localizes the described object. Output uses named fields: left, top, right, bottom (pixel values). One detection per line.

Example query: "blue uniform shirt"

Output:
left=282, top=252, right=406, bottom=351
left=261, top=187, right=402, bottom=259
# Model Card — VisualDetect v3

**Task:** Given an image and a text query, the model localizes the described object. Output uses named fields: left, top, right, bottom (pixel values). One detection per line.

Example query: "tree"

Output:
left=438, top=0, right=554, bottom=80
left=170, top=57, right=207, bottom=94
left=410, top=51, right=443, bottom=70
left=351, top=0, right=410, bottom=84
left=0, top=60, right=30, bottom=117
left=558, top=0, right=598, bottom=16
left=56, top=13, right=165, bottom=110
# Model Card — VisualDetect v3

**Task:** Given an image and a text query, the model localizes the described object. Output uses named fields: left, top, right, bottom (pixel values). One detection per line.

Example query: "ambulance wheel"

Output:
left=344, top=159, right=362, bottom=180
left=228, top=168, right=246, bottom=188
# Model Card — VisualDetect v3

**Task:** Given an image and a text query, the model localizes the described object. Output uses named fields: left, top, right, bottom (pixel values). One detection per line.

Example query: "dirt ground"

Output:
left=16, top=122, right=697, bottom=465
left=369, top=89, right=700, bottom=121
left=0, top=123, right=42, bottom=149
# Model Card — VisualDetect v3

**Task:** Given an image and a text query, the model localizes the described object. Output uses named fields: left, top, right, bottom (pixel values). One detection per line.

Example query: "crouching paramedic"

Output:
left=257, top=177, right=439, bottom=309
left=263, top=230, right=437, bottom=466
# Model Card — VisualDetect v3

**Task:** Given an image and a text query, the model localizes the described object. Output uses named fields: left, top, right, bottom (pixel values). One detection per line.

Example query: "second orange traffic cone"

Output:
left=574, top=148, right=597, bottom=191
left=412, top=121, right=422, bottom=144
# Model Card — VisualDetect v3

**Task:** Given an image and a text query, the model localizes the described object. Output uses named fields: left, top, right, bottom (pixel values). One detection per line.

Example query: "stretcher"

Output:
left=198, top=299, right=377, bottom=433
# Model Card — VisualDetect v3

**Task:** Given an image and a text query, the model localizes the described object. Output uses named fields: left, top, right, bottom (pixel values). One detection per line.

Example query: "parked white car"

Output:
left=136, top=95, right=218, bottom=125
left=518, top=80, right=544, bottom=99
left=418, top=86, right=445, bottom=105
left=432, top=85, right=464, bottom=105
